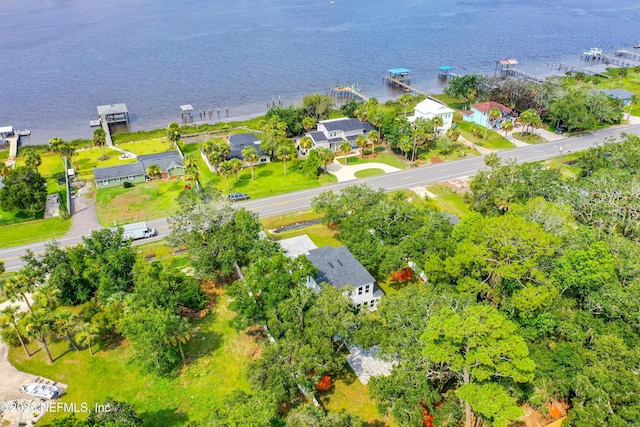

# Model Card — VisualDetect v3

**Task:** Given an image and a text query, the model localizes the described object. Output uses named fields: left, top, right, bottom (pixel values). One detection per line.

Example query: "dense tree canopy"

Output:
left=0, top=166, right=47, bottom=217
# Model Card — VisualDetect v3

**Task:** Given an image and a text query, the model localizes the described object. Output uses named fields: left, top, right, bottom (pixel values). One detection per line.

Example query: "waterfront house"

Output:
left=226, top=133, right=271, bottom=165
left=462, top=101, right=511, bottom=129
left=408, top=98, right=455, bottom=131
left=304, top=118, right=374, bottom=152
left=278, top=235, right=384, bottom=310
left=93, top=151, right=184, bottom=188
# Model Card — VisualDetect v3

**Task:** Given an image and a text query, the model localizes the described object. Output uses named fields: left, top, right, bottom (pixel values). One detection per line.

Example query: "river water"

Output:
left=1, top=0, right=639, bottom=145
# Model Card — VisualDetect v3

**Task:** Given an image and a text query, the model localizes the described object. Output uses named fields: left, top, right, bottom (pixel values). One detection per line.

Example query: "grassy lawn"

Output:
left=340, top=151, right=408, bottom=170
left=74, top=147, right=137, bottom=181
left=426, top=183, right=471, bottom=218
left=261, top=211, right=341, bottom=247
left=96, top=180, right=185, bottom=226
left=512, top=132, right=548, bottom=144
left=431, top=93, right=466, bottom=110
left=14, top=153, right=65, bottom=178
left=117, top=138, right=173, bottom=156
left=455, top=121, right=514, bottom=150
left=9, top=293, right=260, bottom=426
left=317, top=366, right=397, bottom=427
left=0, top=217, right=71, bottom=249
left=355, top=168, right=385, bottom=178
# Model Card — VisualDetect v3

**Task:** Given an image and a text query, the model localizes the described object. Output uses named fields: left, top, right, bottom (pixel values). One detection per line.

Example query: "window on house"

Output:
left=128, top=175, right=134, bottom=180
left=358, top=287, right=363, bottom=295
left=102, top=180, right=109, bottom=185
left=116, top=177, right=121, bottom=182
left=365, top=285, right=370, bottom=293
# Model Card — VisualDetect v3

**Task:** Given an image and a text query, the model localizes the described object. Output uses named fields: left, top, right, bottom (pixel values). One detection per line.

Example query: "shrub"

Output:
left=123, top=181, right=134, bottom=188
left=1, top=328, right=24, bottom=348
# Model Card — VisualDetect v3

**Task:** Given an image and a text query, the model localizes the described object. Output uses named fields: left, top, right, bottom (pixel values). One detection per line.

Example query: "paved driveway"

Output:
left=327, top=160, right=402, bottom=182
left=66, top=184, right=102, bottom=238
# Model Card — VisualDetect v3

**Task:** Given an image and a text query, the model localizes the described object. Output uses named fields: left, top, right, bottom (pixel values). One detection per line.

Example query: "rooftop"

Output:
left=601, top=89, right=636, bottom=99
left=180, top=104, right=194, bottom=112
left=93, top=162, right=145, bottom=181
left=320, top=117, right=366, bottom=132
left=470, top=101, right=511, bottom=114
left=0, top=126, right=14, bottom=135
left=138, top=151, right=184, bottom=171
left=278, top=235, right=318, bottom=259
left=414, top=98, right=454, bottom=115
left=306, top=246, right=375, bottom=290
left=97, top=103, right=128, bottom=116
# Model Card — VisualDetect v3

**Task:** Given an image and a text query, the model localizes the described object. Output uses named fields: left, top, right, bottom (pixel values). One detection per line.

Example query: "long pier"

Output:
left=101, top=120, right=114, bottom=147
left=582, top=51, right=636, bottom=67
left=331, top=83, right=369, bottom=101
left=499, top=68, right=544, bottom=84
left=615, top=50, right=640, bottom=62
left=382, top=75, right=447, bottom=106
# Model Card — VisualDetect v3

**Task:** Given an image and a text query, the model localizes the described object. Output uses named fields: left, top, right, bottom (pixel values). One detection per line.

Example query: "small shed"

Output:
left=387, top=68, right=411, bottom=84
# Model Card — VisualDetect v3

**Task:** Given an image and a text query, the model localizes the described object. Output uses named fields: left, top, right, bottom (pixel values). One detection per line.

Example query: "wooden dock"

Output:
left=582, top=51, right=636, bottom=67
left=331, top=83, right=369, bottom=101
left=101, top=120, right=114, bottom=146
left=382, top=75, right=447, bottom=106
left=615, top=50, right=640, bottom=62
left=499, top=68, right=544, bottom=84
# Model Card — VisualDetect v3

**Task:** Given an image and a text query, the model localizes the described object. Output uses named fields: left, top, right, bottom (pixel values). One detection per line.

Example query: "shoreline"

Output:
left=14, top=56, right=614, bottom=147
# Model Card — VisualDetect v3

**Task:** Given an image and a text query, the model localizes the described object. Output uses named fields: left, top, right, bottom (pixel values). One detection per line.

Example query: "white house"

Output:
left=304, top=118, right=374, bottom=152
left=278, top=235, right=384, bottom=310
left=408, top=98, right=455, bottom=131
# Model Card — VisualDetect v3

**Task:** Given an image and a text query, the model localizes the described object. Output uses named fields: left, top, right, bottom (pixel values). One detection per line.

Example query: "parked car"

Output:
left=228, top=192, right=250, bottom=202
left=556, top=125, right=568, bottom=134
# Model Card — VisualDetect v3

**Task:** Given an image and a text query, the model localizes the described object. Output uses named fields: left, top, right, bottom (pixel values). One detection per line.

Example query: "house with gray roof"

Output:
left=278, top=235, right=384, bottom=310
left=93, top=151, right=184, bottom=188
left=303, top=117, right=374, bottom=152
left=226, top=133, right=270, bottom=165
left=598, top=89, right=636, bottom=106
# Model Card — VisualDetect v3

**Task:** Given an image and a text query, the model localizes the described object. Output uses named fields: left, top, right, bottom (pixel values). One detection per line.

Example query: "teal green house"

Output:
left=93, top=151, right=184, bottom=189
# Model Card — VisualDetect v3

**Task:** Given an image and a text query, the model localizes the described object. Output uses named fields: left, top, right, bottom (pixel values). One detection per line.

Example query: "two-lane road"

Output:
left=2, top=123, right=639, bottom=272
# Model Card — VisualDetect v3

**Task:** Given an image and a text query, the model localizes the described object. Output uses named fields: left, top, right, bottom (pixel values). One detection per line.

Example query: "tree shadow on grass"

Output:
left=256, top=169, right=273, bottom=179
left=183, top=329, right=223, bottom=361
left=139, top=407, right=189, bottom=426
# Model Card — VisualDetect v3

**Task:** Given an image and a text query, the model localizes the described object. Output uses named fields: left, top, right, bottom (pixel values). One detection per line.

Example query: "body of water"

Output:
left=1, top=0, right=639, bottom=145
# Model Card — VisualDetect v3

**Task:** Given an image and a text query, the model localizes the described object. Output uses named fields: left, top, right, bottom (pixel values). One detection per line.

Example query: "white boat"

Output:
left=583, top=47, right=603, bottom=56
left=22, top=383, right=59, bottom=399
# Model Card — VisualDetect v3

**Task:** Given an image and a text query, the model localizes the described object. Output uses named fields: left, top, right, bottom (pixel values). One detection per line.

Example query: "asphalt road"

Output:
left=2, top=123, right=639, bottom=272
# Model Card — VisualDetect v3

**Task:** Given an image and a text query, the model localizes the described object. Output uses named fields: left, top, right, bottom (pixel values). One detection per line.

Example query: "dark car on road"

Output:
left=228, top=192, right=250, bottom=202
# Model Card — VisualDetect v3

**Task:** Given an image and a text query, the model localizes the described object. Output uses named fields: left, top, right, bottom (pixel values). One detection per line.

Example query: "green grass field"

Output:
left=455, top=121, right=515, bottom=150
left=0, top=217, right=71, bottom=249
left=117, top=139, right=173, bottom=156
left=339, top=151, right=408, bottom=169
left=73, top=147, right=137, bottom=181
left=512, top=132, right=548, bottom=144
left=9, top=293, right=259, bottom=426
left=426, top=183, right=471, bottom=218
left=95, top=180, right=185, bottom=226
left=354, top=168, right=385, bottom=178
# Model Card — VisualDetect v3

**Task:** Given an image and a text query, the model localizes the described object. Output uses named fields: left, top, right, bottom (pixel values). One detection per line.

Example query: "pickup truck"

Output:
left=120, top=221, right=157, bottom=241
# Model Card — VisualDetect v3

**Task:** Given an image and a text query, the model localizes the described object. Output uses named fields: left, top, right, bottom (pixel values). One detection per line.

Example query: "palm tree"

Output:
left=23, top=149, right=42, bottom=170
left=447, top=127, right=460, bottom=142
left=634, top=65, right=640, bottom=83
left=218, top=160, right=234, bottom=190
left=146, top=164, right=163, bottom=196
left=0, top=306, right=31, bottom=357
left=93, top=128, right=107, bottom=157
left=339, top=141, right=352, bottom=164
left=167, top=316, right=192, bottom=366
left=398, top=94, right=413, bottom=116
left=298, top=136, right=313, bottom=156
left=167, top=122, right=181, bottom=148
left=58, top=142, right=76, bottom=169
left=315, top=147, right=335, bottom=173
left=484, top=107, right=501, bottom=141
left=369, top=110, right=384, bottom=140
left=501, top=120, right=514, bottom=138
left=52, top=310, right=79, bottom=351
left=24, top=309, right=53, bottom=362
left=241, top=146, right=259, bottom=181
left=367, top=130, right=380, bottom=157
left=75, top=322, right=99, bottom=356
left=4, top=271, right=38, bottom=313
left=484, top=152, right=501, bottom=170
left=229, top=158, right=243, bottom=182
left=33, top=284, right=61, bottom=314
left=355, top=135, right=368, bottom=158
left=398, top=136, right=413, bottom=161
left=275, top=143, right=295, bottom=175
left=302, top=117, right=316, bottom=133
left=432, top=116, right=444, bottom=138
left=183, top=154, right=198, bottom=170
left=411, top=118, right=429, bottom=161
